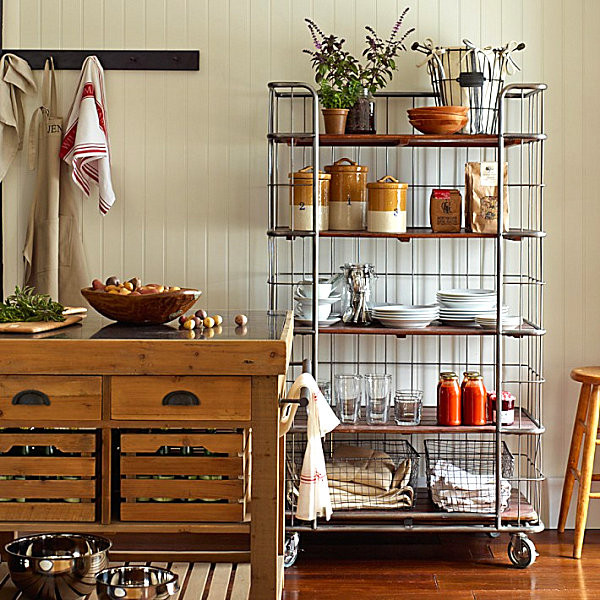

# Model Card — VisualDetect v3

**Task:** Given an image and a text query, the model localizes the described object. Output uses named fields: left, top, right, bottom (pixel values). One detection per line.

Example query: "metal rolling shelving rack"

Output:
left=267, top=81, right=546, bottom=568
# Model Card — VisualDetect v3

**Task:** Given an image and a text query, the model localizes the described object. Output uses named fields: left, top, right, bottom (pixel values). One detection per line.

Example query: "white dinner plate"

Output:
left=295, top=316, right=341, bottom=327
left=437, top=288, right=495, bottom=298
left=294, top=294, right=341, bottom=305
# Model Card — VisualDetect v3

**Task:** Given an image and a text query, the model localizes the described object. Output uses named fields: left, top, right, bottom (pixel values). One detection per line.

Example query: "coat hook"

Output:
left=172, top=55, right=180, bottom=62
left=129, top=56, right=137, bottom=62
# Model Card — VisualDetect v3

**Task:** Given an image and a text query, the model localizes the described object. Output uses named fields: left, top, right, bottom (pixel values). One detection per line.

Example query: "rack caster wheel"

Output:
left=284, top=533, right=300, bottom=568
left=508, top=534, right=537, bottom=568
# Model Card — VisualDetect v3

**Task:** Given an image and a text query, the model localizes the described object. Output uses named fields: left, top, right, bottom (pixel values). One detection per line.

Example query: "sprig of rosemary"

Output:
left=0, top=286, right=65, bottom=323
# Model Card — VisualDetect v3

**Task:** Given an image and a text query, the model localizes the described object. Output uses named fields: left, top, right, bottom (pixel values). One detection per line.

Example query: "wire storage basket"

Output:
left=287, top=435, right=420, bottom=512
left=412, top=39, right=525, bottom=134
left=424, top=439, right=514, bottom=514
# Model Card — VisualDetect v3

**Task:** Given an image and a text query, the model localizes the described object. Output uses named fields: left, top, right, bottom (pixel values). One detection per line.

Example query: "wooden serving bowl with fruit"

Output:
left=81, top=277, right=201, bottom=325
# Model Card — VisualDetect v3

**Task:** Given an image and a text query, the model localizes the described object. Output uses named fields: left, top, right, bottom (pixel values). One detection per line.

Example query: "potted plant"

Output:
left=304, top=20, right=360, bottom=134
left=304, top=10, right=414, bottom=135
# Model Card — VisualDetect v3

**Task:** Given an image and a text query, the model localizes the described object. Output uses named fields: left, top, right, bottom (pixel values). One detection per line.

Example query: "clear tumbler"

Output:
left=334, top=374, right=362, bottom=424
left=364, top=374, right=392, bottom=425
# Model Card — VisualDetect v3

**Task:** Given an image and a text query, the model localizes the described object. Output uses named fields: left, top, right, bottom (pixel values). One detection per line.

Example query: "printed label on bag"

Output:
left=480, top=162, right=498, bottom=186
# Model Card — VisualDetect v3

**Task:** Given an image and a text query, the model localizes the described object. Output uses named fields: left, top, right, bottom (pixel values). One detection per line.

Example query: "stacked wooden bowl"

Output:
left=408, top=106, right=469, bottom=135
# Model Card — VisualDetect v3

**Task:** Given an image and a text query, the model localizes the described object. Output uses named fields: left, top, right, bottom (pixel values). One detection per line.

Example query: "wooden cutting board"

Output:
left=0, top=314, right=84, bottom=334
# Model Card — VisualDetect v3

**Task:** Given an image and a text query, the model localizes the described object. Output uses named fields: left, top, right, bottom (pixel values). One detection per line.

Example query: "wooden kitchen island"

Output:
left=0, top=310, right=294, bottom=600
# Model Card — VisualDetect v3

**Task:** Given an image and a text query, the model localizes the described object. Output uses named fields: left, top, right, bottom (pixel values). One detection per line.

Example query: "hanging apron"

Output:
left=23, top=59, right=89, bottom=307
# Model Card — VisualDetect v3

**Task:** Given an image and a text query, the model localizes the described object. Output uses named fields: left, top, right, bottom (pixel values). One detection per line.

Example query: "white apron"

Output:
left=23, top=59, right=89, bottom=307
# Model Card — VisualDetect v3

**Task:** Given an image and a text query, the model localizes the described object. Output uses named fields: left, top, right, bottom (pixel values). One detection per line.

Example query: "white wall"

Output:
left=1, top=0, right=597, bottom=528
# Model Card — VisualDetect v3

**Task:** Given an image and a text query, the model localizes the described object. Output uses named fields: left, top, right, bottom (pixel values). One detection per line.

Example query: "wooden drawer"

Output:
left=0, top=376, right=102, bottom=421
left=111, top=376, right=251, bottom=421
left=0, top=430, right=98, bottom=522
left=119, top=431, right=249, bottom=523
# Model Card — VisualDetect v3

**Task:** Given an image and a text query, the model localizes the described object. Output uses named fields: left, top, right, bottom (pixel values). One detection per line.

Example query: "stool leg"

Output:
left=558, top=383, right=592, bottom=533
left=574, top=384, right=600, bottom=558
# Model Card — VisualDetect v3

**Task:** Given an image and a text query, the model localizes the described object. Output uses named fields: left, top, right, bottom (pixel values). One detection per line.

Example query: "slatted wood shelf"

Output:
left=290, top=407, right=544, bottom=435
left=268, top=132, right=546, bottom=148
left=0, top=560, right=253, bottom=600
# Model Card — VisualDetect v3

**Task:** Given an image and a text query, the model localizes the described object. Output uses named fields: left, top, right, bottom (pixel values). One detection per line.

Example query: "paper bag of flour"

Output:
left=465, top=162, right=509, bottom=233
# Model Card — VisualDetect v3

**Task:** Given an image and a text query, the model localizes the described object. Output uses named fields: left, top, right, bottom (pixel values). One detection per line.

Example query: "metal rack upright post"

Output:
left=267, top=81, right=547, bottom=568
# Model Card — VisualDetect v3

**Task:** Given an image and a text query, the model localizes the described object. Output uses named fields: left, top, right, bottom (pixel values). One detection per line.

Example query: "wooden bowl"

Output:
left=409, top=117, right=468, bottom=135
left=81, top=287, right=201, bottom=325
left=408, top=106, right=469, bottom=117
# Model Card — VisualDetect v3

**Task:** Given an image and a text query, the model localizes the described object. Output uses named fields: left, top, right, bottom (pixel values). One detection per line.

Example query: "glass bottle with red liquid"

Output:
left=462, top=372, right=487, bottom=426
left=437, top=372, right=461, bottom=426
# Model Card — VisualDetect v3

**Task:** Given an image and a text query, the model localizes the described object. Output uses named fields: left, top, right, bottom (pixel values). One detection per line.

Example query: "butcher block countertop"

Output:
left=0, top=311, right=292, bottom=376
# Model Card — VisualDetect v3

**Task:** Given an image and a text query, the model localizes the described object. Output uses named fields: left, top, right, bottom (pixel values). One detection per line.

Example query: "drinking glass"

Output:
left=318, top=380, right=332, bottom=406
left=394, top=390, right=423, bottom=426
left=364, top=374, right=392, bottom=425
left=334, top=375, right=361, bottom=423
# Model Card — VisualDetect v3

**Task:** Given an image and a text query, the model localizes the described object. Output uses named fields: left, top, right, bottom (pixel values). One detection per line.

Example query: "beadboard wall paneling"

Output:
left=1, top=0, right=596, bottom=527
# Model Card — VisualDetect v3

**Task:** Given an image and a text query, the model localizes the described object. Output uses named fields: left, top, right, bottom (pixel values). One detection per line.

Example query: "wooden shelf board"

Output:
left=268, top=227, right=546, bottom=241
left=288, top=490, right=537, bottom=526
left=290, top=407, right=543, bottom=435
left=311, top=321, right=543, bottom=337
left=270, top=133, right=542, bottom=148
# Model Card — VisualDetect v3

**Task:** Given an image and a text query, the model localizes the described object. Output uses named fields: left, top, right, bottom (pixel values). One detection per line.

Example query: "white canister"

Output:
left=325, top=158, right=368, bottom=231
left=367, top=175, right=408, bottom=234
left=289, top=166, right=330, bottom=231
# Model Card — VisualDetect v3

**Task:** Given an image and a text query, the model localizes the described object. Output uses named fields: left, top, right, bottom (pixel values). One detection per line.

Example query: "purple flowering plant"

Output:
left=360, top=8, right=415, bottom=92
left=304, top=8, right=414, bottom=107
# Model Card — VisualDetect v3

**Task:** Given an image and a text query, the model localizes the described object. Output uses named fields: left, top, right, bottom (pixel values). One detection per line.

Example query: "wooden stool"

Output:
left=558, top=367, right=600, bottom=558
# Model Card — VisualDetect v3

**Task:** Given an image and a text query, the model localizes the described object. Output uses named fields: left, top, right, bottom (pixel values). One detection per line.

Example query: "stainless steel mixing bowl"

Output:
left=5, top=533, right=112, bottom=600
left=95, top=566, right=179, bottom=600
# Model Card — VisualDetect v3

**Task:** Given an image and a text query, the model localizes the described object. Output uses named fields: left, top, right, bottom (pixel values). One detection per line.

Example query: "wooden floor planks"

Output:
left=0, top=561, right=251, bottom=600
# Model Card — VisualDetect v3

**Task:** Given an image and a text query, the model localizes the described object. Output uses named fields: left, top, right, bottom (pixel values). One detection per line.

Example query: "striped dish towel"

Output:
left=60, top=56, right=115, bottom=214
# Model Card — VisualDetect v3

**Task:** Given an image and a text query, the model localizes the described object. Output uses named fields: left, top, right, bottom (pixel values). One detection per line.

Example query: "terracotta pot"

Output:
left=367, top=175, right=408, bottom=233
left=288, top=166, right=330, bottom=231
left=324, top=157, right=369, bottom=230
left=322, top=108, right=349, bottom=134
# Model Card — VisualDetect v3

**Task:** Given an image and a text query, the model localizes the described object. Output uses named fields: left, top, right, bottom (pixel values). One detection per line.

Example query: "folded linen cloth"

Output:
left=429, top=459, right=511, bottom=513
left=328, top=457, right=414, bottom=510
left=0, top=53, right=36, bottom=181
left=329, top=485, right=414, bottom=510
left=327, top=445, right=396, bottom=492
left=291, top=373, right=340, bottom=521
left=60, top=56, right=115, bottom=214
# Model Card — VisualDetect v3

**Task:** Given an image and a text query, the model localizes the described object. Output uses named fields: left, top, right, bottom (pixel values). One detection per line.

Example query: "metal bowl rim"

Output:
left=5, top=533, right=112, bottom=560
left=95, top=566, right=179, bottom=589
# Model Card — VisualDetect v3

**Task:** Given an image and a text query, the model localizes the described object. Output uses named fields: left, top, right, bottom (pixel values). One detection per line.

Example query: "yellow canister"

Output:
left=367, top=175, right=408, bottom=233
left=289, top=166, right=330, bottom=231
left=325, top=157, right=369, bottom=230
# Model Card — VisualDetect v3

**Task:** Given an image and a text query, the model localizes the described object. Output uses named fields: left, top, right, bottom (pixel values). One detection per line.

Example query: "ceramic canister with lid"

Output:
left=289, top=166, right=330, bottom=231
left=325, top=157, right=368, bottom=230
left=367, top=175, right=408, bottom=233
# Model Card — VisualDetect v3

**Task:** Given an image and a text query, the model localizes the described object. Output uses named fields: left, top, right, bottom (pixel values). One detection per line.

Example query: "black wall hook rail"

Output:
left=1, top=50, right=199, bottom=71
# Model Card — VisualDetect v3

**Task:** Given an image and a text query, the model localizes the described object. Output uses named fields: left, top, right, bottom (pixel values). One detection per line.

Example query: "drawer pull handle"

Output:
left=162, top=390, right=200, bottom=406
left=12, top=390, right=51, bottom=406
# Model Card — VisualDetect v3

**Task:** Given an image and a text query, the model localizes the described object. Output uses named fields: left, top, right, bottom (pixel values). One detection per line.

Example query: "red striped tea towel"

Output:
left=60, top=56, right=115, bottom=214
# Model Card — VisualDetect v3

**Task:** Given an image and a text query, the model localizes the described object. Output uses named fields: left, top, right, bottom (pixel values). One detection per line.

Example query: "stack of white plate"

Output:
left=476, top=314, right=522, bottom=330
left=372, top=304, right=439, bottom=329
left=437, top=289, right=506, bottom=326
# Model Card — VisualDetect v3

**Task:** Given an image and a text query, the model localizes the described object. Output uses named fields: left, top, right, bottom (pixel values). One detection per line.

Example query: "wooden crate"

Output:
left=0, top=430, right=98, bottom=522
left=119, top=431, right=249, bottom=523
